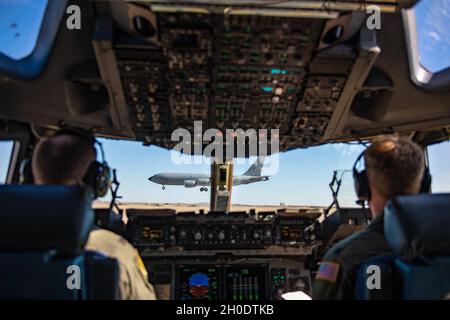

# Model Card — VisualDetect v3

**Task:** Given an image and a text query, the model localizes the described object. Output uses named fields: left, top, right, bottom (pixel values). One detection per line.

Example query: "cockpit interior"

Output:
left=0, top=0, right=449, bottom=302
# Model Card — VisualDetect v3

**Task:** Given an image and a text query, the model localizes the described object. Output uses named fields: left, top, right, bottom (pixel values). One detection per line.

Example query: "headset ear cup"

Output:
left=83, top=162, right=111, bottom=198
left=19, top=159, right=34, bottom=185
left=360, top=170, right=371, bottom=200
left=96, top=163, right=111, bottom=198
left=83, top=161, right=99, bottom=197
left=420, top=167, right=432, bottom=193
left=352, top=149, right=370, bottom=203
left=353, top=169, right=371, bottom=201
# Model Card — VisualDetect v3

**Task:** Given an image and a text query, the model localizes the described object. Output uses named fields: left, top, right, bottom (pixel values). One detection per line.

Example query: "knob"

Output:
left=194, top=231, right=202, bottom=241
left=218, top=231, right=225, bottom=241
left=179, top=230, right=186, bottom=238
left=265, top=230, right=272, bottom=237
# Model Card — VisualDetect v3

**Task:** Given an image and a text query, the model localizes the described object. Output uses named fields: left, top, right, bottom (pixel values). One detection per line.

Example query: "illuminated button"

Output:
left=274, top=87, right=283, bottom=95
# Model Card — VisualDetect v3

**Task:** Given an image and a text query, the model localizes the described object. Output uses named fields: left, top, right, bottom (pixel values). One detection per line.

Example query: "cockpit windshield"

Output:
left=96, top=139, right=449, bottom=209
left=414, top=0, right=450, bottom=73
left=0, top=0, right=48, bottom=60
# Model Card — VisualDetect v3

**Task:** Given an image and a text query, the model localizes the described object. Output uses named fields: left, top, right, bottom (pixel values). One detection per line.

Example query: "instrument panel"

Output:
left=126, top=208, right=321, bottom=300
left=124, top=207, right=372, bottom=300
left=145, top=259, right=312, bottom=300
left=126, top=209, right=319, bottom=250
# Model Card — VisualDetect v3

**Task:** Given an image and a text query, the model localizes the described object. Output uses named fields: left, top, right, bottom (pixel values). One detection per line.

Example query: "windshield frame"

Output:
left=402, top=8, right=450, bottom=91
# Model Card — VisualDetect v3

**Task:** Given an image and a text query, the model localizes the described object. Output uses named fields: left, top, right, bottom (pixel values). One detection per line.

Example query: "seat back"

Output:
left=356, top=194, right=450, bottom=300
left=0, top=185, right=119, bottom=299
left=85, top=251, right=120, bottom=300
left=0, top=252, right=86, bottom=299
left=395, top=257, right=450, bottom=300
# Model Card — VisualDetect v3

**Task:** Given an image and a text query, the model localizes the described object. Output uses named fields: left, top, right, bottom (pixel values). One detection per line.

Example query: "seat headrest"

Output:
left=0, top=185, right=94, bottom=254
left=384, top=193, right=450, bottom=260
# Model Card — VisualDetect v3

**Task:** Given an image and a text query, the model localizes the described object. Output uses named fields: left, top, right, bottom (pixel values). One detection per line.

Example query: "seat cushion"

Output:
left=384, top=193, right=450, bottom=260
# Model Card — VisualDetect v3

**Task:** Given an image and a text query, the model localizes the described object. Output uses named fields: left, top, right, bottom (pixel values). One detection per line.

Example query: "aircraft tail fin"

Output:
left=243, top=156, right=265, bottom=176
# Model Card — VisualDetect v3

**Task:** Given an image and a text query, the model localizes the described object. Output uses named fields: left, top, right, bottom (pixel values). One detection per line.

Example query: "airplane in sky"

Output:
left=148, top=157, right=269, bottom=191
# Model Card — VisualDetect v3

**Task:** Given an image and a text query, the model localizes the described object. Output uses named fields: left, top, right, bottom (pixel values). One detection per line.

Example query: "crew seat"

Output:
left=356, top=193, right=450, bottom=299
left=0, top=185, right=119, bottom=299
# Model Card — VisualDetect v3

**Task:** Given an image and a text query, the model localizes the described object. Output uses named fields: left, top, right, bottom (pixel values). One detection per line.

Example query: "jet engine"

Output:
left=197, top=179, right=209, bottom=186
left=184, top=180, right=197, bottom=188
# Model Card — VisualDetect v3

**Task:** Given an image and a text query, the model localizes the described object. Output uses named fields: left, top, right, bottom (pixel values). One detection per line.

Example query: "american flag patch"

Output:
left=316, top=261, right=340, bottom=283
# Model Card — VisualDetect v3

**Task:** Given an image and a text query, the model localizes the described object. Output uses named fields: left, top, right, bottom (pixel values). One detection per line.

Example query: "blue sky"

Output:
left=0, top=139, right=448, bottom=206
left=0, top=141, right=13, bottom=183
left=100, top=140, right=365, bottom=206
left=96, top=139, right=449, bottom=206
left=0, top=1, right=449, bottom=206
left=0, top=0, right=48, bottom=60
left=415, top=0, right=450, bottom=72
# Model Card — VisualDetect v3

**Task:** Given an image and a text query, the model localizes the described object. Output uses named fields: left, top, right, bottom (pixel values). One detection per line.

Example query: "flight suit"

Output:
left=313, top=214, right=393, bottom=299
left=86, top=227, right=157, bottom=300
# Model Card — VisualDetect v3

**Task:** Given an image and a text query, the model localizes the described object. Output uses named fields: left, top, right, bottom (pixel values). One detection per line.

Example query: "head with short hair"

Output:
left=364, top=136, right=425, bottom=199
left=32, top=133, right=96, bottom=185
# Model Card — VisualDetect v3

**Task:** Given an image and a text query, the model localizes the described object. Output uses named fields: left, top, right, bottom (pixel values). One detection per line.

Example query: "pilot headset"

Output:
left=352, top=147, right=432, bottom=205
left=20, top=127, right=111, bottom=199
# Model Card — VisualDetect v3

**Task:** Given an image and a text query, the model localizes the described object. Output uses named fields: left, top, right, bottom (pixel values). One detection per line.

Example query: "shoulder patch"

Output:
left=136, top=254, right=149, bottom=279
left=315, top=261, right=340, bottom=283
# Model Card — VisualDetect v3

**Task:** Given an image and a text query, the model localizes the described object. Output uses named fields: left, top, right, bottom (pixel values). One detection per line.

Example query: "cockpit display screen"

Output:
left=224, top=265, right=268, bottom=301
left=175, top=265, right=221, bottom=300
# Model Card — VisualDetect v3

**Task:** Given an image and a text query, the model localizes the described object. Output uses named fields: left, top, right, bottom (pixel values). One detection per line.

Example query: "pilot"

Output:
left=31, top=130, right=157, bottom=300
left=313, top=136, right=425, bottom=299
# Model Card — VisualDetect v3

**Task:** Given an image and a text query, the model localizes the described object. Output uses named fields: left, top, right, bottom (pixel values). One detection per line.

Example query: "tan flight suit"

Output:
left=85, top=227, right=157, bottom=300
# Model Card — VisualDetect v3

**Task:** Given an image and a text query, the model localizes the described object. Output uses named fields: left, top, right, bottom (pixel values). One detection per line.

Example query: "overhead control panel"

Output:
left=93, top=2, right=381, bottom=152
